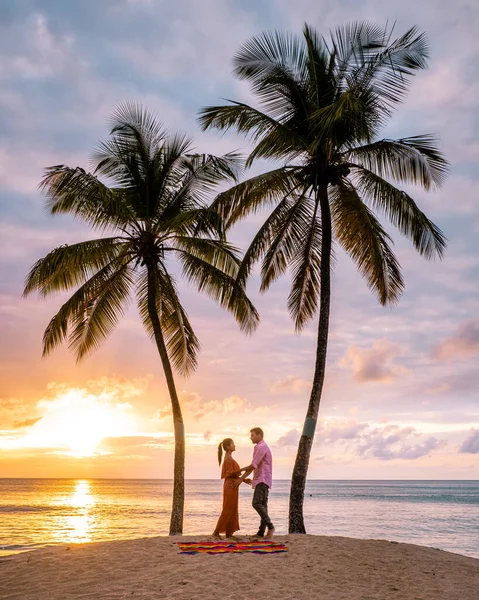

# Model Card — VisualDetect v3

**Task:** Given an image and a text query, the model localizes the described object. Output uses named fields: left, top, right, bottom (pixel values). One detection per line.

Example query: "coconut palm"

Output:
left=24, top=103, right=259, bottom=535
left=199, top=22, right=448, bottom=533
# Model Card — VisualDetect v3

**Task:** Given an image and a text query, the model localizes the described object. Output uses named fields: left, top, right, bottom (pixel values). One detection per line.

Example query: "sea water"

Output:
left=0, top=479, right=478, bottom=558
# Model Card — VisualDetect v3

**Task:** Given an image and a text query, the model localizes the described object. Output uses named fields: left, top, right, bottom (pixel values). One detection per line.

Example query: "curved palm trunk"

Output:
left=146, top=260, right=185, bottom=536
left=289, top=182, right=332, bottom=534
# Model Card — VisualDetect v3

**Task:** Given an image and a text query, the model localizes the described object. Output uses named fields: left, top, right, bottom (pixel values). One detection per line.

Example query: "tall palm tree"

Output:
left=199, top=22, right=448, bottom=533
left=24, top=104, right=259, bottom=535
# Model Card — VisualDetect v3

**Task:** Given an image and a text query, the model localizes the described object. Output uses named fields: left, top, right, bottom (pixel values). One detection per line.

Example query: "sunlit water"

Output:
left=1, top=479, right=478, bottom=558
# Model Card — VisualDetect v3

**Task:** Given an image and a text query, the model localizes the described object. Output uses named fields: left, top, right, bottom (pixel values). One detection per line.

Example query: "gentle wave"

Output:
left=0, top=505, right=58, bottom=514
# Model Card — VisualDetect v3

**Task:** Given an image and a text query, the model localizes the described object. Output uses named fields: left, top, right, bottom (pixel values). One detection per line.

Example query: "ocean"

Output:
left=1, top=479, right=478, bottom=559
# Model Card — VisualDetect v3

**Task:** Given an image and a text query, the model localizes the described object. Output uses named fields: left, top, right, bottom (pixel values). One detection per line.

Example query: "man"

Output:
left=235, top=427, right=274, bottom=538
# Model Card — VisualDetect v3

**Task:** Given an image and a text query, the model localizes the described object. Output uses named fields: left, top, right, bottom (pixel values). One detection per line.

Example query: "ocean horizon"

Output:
left=1, top=478, right=478, bottom=559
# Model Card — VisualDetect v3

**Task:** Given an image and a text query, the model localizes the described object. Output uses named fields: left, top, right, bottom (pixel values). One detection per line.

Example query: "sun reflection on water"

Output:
left=62, top=480, right=96, bottom=544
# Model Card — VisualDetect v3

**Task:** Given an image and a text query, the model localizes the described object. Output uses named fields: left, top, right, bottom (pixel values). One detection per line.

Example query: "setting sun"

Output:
left=2, top=387, right=136, bottom=458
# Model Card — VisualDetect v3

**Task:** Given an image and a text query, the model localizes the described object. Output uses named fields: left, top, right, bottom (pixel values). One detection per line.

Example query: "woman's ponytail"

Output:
left=217, top=442, right=223, bottom=466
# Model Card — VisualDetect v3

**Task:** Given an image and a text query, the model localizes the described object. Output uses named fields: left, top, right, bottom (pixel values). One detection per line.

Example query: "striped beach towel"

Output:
left=177, top=541, right=287, bottom=555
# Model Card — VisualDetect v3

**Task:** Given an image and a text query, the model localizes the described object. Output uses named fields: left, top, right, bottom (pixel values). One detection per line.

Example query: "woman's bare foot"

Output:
left=226, top=534, right=240, bottom=541
left=212, top=532, right=222, bottom=540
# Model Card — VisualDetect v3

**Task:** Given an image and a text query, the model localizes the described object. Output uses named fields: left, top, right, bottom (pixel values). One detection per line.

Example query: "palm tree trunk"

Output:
left=288, top=182, right=332, bottom=534
left=146, top=260, right=185, bottom=536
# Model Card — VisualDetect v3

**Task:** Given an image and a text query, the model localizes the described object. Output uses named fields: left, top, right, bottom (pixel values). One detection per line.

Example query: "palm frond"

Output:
left=109, top=102, right=168, bottom=159
left=331, top=22, right=428, bottom=112
left=211, top=167, right=301, bottom=227
left=302, top=23, right=335, bottom=108
left=198, top=102, right=306, bottom=163
left=236, top=192, right=303, bottom=288
left=347, top=135, right=449, bottom=189
left=157, top=206, right=225, bottom=240
left=233, top=29, right=307, bottom=87
left=41, top=259, right=133, bottom=357
left=24, top=238, right=129, bottom=298
left=179, top=252, right=259, bottom=334
left=152, top=132, right=195, bottom=200
left=136, top=266, right=200, bottom=376
left=351, top=166, right=446, bottom=259
left=287, top=206, right=322, bottom=330
left=260, top=192, right=313, bottom=291
left=40, top=166, right=136, bottom=230
left=68, top=263, right=135, bottom=360
left=167, top=152, right=243, bottom=210
left=172, top=236, right=240, bottom=278
left=359, top=26, right=429, bottom=111
left=330, top=181, right=404, bottom=304
left=309, top=85, right=378, bottom=151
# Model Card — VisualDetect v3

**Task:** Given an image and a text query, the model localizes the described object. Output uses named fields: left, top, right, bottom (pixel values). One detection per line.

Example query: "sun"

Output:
left=24, top=388, right=135, bottom=457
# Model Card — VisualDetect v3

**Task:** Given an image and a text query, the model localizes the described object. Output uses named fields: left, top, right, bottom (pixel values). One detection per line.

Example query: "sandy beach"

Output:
left=0, top=535, right=477, bottom=600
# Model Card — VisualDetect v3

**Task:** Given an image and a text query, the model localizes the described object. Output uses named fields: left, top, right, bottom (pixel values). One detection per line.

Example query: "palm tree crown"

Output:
left=25, top=103, right=258, bottom=369
left=200, top=22, right=448, bottom=328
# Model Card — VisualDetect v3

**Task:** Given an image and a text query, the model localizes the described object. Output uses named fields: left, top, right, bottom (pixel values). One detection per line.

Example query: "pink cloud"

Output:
left=269, top=376, right=310, bottom=395
left=157, top=391, right=250, bottom=422
left=339, top=339, right=408, bottom=383
left=433, top=320, right=479, bottom=360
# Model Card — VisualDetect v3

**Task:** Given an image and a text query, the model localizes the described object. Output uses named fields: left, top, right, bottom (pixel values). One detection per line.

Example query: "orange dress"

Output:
left=214, top=455, right=240, bottom=535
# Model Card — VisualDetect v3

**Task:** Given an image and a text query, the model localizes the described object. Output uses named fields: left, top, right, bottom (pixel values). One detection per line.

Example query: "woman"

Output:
left=212, top=438, right=250, bottom=539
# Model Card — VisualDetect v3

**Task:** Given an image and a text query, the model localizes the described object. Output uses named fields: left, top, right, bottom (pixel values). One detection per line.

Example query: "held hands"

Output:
left=231, top=477, right=252, bottom=489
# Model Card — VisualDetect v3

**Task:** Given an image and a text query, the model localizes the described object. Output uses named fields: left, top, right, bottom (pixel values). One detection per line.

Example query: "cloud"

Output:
left=355, top=425, right=447, bottom=460
left=276, top=429, right=300, bottom=447
left=320, top=420, right=369, bottom=442
left=315, top=419, right=447, bottom=461
left=1, top=14, right=76, bottom=79
left=101, top=434, right=172, bottom=453
left=433, top=320, right=479, bottom=360
left=459, top=428, right=479, bottom=454
left=203, top=430, right=212, bottom=441
left=157, top=391, right=250, bottom=421
left=339, top=339, right=408, bottom=383
left=12, top=417, right=43, bottom=429
left=269, top=376, right=310, bottom=395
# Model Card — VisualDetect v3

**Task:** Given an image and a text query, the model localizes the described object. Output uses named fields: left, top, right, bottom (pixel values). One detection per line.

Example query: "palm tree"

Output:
left=199, top=22, right=448, bottom=533
left=24, top=104, right=259, bottom=535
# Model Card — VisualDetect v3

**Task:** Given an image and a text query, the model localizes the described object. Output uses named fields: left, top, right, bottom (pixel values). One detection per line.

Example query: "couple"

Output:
left=212, top=427, right=275, bottom=540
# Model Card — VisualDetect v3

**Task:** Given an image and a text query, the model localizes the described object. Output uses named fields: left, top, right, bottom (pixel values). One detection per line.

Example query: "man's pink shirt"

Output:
left=251, top=440, right=273, bottom=489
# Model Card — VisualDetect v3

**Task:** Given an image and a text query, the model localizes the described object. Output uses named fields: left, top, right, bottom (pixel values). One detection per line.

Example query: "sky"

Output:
left=1, top=0, right=478, bottom=480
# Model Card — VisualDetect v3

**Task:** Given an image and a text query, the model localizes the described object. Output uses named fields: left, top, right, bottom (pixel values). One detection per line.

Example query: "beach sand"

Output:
left=0, top=535, right=477, bottom=600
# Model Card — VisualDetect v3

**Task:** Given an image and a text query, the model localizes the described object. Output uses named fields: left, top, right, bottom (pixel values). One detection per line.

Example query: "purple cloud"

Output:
left=356, top=426, right=447, bottom=460
left=316, top=420, right=447, bottom=461
left=276, top=429, right=300, bottom=448
left=459, top=428, right=479, bottom=454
